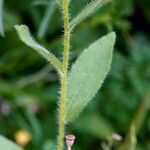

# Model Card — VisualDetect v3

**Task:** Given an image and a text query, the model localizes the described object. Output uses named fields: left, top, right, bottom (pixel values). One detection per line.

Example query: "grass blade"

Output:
left=38, top=0, right=56, bottom=39
left=0, top=0, right=4, bottom=36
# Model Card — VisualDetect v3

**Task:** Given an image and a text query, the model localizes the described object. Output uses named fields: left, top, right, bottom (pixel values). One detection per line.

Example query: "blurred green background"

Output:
left=0, top=0, right=150, bottom=149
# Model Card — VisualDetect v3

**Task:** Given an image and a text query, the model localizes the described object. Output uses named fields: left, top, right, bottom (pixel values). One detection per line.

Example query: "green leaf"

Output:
left=74, top=113, right=114, bottom=139
left=0, top=135, right=23, bottom=150
left=25, top=111, right=43, bottom=143
left=0, top=0, right=4, bottom=36
left=65, top=32, right=116, bottom=123
left=38, top=0, right=56, bottom=39
left=42, top=140, right=56, bottom=150
left=15, top=25, right=63, bottom=73
left=70, top=0, right=111, bottom=31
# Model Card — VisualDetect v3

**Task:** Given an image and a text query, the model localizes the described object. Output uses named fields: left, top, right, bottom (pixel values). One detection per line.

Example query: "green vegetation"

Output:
left=0, top=0, right=150, bottom=150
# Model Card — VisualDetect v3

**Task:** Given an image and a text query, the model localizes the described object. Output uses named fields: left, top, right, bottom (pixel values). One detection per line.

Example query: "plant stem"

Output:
left=57, top=0, right=70, bottom=149
left=67, top=147, right=71, bottom=150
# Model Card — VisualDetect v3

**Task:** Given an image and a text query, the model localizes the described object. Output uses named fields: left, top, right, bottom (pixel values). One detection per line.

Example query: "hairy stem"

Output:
left=57, top=0, right=70, bottom=149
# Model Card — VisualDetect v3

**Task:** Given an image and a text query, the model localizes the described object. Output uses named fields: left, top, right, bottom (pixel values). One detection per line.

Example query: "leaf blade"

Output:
left=0, top=135, right=23, bottom=150
left=70, top=0, right=111, bottom=31
left=74, top=113, right=115, bottom=139
left=65, top=32, right=116, bottom=123
left=15, top=25, right=63, bottom=73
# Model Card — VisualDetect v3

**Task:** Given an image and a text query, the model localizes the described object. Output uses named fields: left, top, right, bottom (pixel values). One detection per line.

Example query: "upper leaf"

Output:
left=70, top=0, right=111, bottom=31
left=0, top=135, right=23, bottom=150
left=65, top=32, right=116, bottom=123
left=15, top=25, right=63, bottom=73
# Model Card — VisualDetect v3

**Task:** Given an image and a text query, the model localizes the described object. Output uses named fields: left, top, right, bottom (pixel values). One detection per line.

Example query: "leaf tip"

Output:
left=108, top=31, right=116, bottom=43
left=15, top=24, right=27, bottom=32
left=14, top=24, right=31, bottom=45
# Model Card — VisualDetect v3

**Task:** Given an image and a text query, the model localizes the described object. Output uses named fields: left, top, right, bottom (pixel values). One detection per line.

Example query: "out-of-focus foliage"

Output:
left=0, top=135, right=23, bottom=150
left=0, top=0, right=149, bottom=150
left=0, top=0, right=4, bottom=36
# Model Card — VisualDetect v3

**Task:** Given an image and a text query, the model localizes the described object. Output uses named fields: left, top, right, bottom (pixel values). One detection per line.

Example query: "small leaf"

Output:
left=0, top=135, right=23, bottom=150
left=70, top=0, right=111, bottom=31
left=0, top=0, right=4, bottom=36
left=65, top=32, right=116, bottom=123
left=15, top=25, right=63, bottom=73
